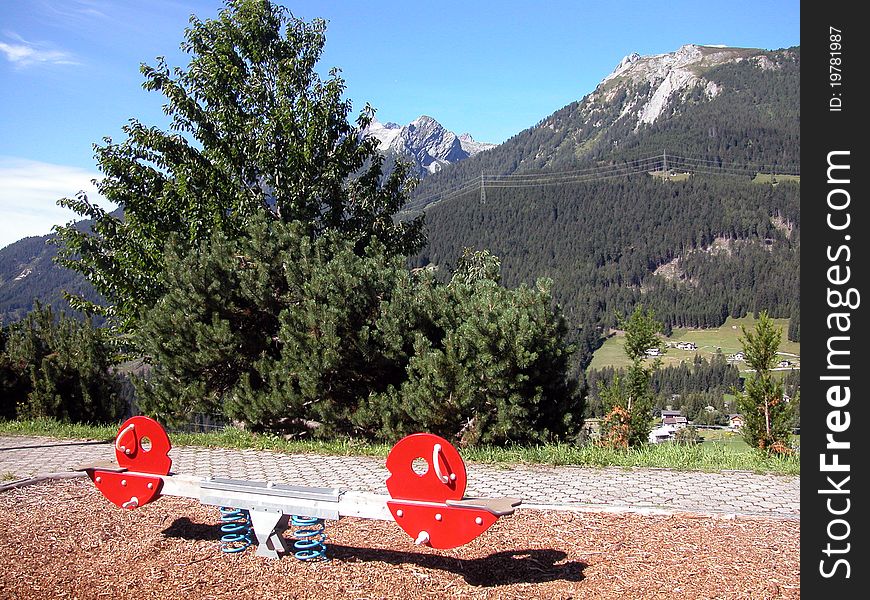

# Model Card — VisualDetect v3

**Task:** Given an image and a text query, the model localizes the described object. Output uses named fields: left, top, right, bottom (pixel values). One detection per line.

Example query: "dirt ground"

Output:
left=0, top=478, right=799, bottom=599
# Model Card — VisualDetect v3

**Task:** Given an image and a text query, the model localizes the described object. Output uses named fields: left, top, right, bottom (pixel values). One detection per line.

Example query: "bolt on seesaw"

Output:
left=79, top=416, right=522, bottom=559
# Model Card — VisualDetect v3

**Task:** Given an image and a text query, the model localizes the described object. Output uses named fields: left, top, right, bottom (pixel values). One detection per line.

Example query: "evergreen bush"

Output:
left=136, top=222, right=580, bottom=444
left=357, top=255, right=580, bottom=445
left=1, top=305, right=124, bottom=423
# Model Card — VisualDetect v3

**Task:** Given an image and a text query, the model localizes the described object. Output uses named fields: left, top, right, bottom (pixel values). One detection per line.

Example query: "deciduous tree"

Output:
left=52, top=0, right=422, bottom=338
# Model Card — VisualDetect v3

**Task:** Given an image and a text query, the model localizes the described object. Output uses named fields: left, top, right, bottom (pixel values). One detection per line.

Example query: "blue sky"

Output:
left=0, top=0, right=800, bottom=249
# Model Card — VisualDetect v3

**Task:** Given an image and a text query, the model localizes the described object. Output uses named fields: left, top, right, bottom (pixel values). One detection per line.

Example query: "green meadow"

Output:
left=588, top=315, right=800, bottom=372
left=752, top=173, right=801, bottom=184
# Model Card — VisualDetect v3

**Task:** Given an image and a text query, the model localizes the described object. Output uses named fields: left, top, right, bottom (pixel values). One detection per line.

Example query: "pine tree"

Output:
left=4, top=304, right=124, bottom=423
left=0, top=324, right=29, bottom=420
left=734, top=312, right=795, bottom=453
left=136, top=222, right=580, bottom=443
left=357, top=256, right=580, bottom=445
left=598, top=306, right=663, bottom=447
left=134, top=216, right=407, bottom=433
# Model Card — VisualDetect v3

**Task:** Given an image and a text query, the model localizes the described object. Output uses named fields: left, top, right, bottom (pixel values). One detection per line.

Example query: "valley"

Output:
left=1, top=43, right=800, bottom=382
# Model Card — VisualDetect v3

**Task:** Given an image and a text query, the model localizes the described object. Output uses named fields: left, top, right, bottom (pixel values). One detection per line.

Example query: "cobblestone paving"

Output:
left=0, top=436, right=799, bottom=519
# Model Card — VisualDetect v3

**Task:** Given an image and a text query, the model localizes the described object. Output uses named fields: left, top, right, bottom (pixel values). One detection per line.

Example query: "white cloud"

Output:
left=37, top=0, right=110, bottom=24
left=0, top=33, right=79, bottom=68
left=0, top=157, right=115, bottom=250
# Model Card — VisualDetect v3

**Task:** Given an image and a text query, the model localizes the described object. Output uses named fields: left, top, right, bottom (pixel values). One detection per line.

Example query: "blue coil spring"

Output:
left=291, top=515, right=328, bottom=561
left=219, top=506, right=253, bottom=553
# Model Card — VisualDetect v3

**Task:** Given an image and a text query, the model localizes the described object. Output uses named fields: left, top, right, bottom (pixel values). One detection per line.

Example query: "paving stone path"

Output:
left=0, top=435, right=799, bottom=520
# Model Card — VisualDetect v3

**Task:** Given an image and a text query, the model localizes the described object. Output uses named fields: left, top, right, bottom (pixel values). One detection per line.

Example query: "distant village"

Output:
left=648, top=410, right=744, bottom=444
left=645, top=342, right=798, bottom=370
left=617, top=340, right=800, bottom=444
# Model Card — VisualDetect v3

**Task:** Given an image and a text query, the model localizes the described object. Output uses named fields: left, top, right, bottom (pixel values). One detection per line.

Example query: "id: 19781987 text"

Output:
left=829, top=27, right=843, bottom=112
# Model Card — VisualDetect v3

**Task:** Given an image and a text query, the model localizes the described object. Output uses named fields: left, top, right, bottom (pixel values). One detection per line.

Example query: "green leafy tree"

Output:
left=55, top=0, right=580, bottom=442
left=452, top=247, right=502, bottom=284
left=52, top=0, right=422, bottom=338
left=598, top=306, right=664, bottom=447
left=734, top=312, right=795, bottom=453
left=672, top=425, right=702, bottom=445
left=3, top=305, right=124, bottom=423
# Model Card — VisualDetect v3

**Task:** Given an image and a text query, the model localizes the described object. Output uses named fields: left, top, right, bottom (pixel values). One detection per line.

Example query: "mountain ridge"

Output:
left=1, top=43, right=799, bottom=340
left=365, top=115, right=495, bottom=176
left=404, top=43, right=799, bottom=364
left=405, top=44, right=799, bottom=211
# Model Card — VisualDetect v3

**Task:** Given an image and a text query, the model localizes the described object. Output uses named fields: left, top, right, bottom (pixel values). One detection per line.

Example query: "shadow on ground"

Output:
left=331, top=543, right=587, bottom=587
left=161, top=516, right=586, bottom=587
left=0, top=439, right=112, bottom=451
left=163, top=516, right=222, bottom=542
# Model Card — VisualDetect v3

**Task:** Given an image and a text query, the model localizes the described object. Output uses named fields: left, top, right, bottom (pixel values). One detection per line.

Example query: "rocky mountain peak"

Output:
left=395, top=116, right=465, bottom=173
left=613, top=52, right=641, bottom=74
left=365, top=115, right=495, bottom=176
left=409, top=115, right=439, bottom=128
left=595, top=44, right=765, bottom=125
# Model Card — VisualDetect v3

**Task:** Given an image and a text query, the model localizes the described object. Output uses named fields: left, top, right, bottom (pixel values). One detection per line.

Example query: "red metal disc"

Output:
left=88, top=470, right=163, bottom=509
left=387, top=501, right=498, bottom=549
left=385, top=433, right=467, bottom=503
left=114, top=416, right=172, bottom=476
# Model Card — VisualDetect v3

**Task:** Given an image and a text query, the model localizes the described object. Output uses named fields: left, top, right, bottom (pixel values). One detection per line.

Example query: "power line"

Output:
left=401, top=151, right=800, bottom=214
left=485, top=153, right=665, bottom=180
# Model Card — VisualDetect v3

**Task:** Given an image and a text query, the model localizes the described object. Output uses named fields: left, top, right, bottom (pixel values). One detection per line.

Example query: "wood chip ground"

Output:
left=0, top=479, right=799, bottom=599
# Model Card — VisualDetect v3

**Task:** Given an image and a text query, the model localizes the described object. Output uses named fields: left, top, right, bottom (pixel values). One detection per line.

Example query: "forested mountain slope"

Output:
left=412, top=174, right=799, bottom=364
left=0, top=232, right=101, bottom=325
left=405, top=45, right=799, bottom=211
left=2, top=44, right=799, bottom=363
left=405, top=45, right=800, bottom=366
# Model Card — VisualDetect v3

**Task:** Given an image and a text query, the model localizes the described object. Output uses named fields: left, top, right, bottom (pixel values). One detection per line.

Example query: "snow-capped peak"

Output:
left=366, top=118, right=402, bottom=149
left=363, top=115, right=495, bottom=176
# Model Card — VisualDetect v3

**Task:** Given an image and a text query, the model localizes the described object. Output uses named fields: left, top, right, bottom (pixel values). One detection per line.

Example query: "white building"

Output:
left=649, top=424, right=676, bottom=443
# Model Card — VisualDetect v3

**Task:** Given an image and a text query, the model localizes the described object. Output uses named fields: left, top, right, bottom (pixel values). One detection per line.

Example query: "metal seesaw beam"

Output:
left=158, top=473, right=394, bottom=521
left=153, top=472, right=394, bottom=558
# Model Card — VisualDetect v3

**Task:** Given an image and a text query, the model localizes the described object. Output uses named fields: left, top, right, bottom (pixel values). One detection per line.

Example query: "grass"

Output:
left=651, top=171, right=692, bottom=182
left=0, top=419, right=120, bottom=441
left=752, top=173, right=801, bottom=185
left=462, top=441, right=798, bottom=475
left=589, top=315, right=800, bottom=371
left=0, top=418, right=393, bottom=457
left=0, top=418, right=799, bottom=476
left=699, top=427, right=751, bottom=450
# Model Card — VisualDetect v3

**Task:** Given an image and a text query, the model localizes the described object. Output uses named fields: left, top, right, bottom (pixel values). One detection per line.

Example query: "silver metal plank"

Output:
left=200, top=477, right=340, bottom=502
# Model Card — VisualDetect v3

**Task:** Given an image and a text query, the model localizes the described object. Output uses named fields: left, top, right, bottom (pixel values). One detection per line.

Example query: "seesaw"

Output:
left=80, top=416, right=521, bottom=560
